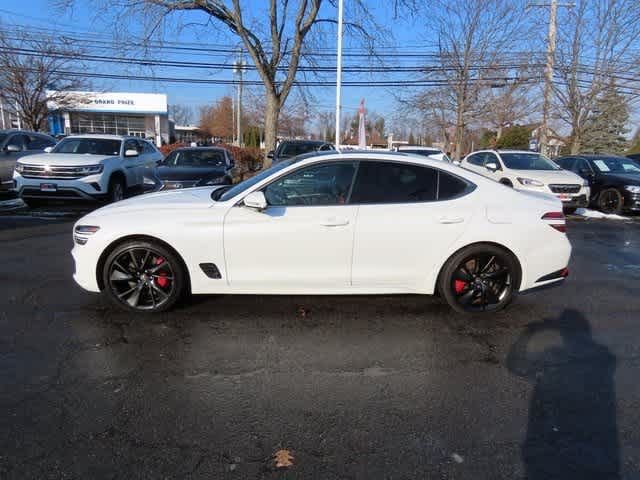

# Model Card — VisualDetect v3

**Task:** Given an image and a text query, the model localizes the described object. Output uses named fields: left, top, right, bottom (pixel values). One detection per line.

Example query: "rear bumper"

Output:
left=520, top=277, right=566, bottom=295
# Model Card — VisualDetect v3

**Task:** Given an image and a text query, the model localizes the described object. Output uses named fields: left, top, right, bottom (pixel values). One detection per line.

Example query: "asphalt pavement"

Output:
left=1, top=211, right=639, bottom=479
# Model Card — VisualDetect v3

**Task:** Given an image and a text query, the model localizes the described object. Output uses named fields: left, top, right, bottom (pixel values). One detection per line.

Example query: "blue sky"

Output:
left=0, top=0, right=427, bottom=122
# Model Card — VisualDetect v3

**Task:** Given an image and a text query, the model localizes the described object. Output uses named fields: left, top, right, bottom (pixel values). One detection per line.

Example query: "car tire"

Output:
left=438, top=244, right=520, bottom=314
left=598, top=188, right=623, bottom=215
left=563, top=207, right=577, bottom=215
left=107, top=176, right=126, bottom=203
left=102, top=240, right=187, bottom=313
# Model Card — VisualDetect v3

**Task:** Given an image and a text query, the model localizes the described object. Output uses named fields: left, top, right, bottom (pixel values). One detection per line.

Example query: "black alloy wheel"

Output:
left=439, top=244, right=519, bottom=314
left=598, top=188, right=623, bottom=215
left=103, top=241, right=186, bottom=312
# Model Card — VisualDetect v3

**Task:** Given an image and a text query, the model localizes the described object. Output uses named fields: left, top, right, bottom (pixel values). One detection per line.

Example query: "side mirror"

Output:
left=579, top=168, right=593, bottom=178
left=243, top=191, right=267, bottom=211
left=124, top=149, right=139, bottom=157
left=485, top=162, right=498, bottom=172
left=267, top=150, right=274, bottom=159
left=5, top=144, right=21, bottom=153
left=44, top=146, right=53, bottom=153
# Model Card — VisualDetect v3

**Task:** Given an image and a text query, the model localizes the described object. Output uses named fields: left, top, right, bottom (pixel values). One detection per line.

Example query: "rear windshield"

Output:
left=52, top=138, right=121, bottom=156
left=500, top=153, right=559, bottom=171
left=163, top=150, right=226, bottom=167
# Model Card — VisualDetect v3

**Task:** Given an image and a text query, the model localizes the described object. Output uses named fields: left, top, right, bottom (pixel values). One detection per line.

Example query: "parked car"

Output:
left=395, top=145, right=451, bottom=162
left=268, top=140, right=334, bottom=163
left=627, top=152, right=640, bottom=162
left=13, top=134, right=163, bottom=207
left=71, top=151, right=570, bottom=315
left=157, top=147, right=235, bottom=190
left=555, top=154, right=640, bottom=214
left=461, top=149, right=589, bottom=213
left=0, top=130, right=56, bottom=191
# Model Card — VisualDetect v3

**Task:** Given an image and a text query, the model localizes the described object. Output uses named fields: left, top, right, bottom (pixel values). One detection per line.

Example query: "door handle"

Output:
left=438, top=216, right=464, bottom=224
left=320, top=218, right=350, bottom=227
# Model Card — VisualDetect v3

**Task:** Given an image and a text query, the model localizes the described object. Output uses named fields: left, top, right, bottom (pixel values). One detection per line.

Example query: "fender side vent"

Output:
left=199, top=263, right=222, bottom=279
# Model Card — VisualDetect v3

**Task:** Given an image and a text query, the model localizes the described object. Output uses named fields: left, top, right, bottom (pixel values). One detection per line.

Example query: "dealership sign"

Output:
left=47, top=91, right=168, bottom=114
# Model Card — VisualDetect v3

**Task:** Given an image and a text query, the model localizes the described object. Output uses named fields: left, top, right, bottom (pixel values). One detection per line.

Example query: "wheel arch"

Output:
left=96, top=234, right=191, bottom=293
left=434, top=241, right=523, bottom=294
left=109, top=169, right=127, bottom=188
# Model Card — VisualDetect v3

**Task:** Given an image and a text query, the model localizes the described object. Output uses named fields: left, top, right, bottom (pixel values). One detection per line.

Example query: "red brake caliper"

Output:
left=454, top=280, right=467, bottom=294
left=153, top=257, right=170, bottom=288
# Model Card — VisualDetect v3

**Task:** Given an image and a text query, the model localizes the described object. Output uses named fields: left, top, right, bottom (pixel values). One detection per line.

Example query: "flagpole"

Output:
left=334, top=0, right=343, bottom=149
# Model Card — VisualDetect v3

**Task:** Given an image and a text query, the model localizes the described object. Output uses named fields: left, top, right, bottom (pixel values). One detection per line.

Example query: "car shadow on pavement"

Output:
left=506, top=309, right=619, bottom=480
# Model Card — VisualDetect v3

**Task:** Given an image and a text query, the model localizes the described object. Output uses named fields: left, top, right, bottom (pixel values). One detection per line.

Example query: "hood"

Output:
left=598, top=172, right=640, bottom=185
left=157, top=166, right=227, bottom=181
left=17, top=153, right=115, bottom=166
left=90, top=186, right=224, bottom=217
left=509, top=168, right=583, bottom=184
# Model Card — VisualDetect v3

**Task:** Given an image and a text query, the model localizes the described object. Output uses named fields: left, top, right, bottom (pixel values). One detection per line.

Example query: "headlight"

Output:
left=625, top=185, right=640, bottom=193
left=15, top=163, right=24, bottom=173
left=517, top=177, right=544, bottom=187
left=206, top=177, right=226, bottom=185
left=74, top=225, right=100, bottom=245
left=76, top=165, right=103, bottom=176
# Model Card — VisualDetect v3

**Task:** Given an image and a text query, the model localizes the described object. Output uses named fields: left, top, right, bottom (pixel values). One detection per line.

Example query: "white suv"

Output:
left=461, top=149, right=590, bottom=212
left=13, top=134, right=163, bottom=207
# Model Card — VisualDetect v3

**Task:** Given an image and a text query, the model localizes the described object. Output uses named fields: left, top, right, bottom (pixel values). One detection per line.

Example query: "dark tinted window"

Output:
left=278, top=142, right=324, bottom=159
left=351, top=161, right=438, bottom=204
left=438, top=171, right=470, bottom=200
left=467, top=153, right=484, bottom=166
left=264, top=162, right=356, bottom=206
left=556, top=157, right=574, bottom=170
left=500, top=153, right=559, bottom=170
left=8, top=134, right=28, bottom=150
left=142, top=141, right=156, bottom=153
left=26, top=134, right=54, bottom=150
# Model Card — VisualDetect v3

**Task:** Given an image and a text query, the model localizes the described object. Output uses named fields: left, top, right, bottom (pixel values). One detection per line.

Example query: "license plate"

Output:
left=40, top=183, right=57, bottom=192
left=557, top=194, right=570, bottom=201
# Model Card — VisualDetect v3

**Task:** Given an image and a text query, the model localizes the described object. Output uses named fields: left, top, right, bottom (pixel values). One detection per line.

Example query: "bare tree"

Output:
left=419, top=0, right=530, bottom=160
left=552, top=0, right=640, bottom=154
left=0, top=26, right=87, bottom=131
left=168, top=104, right=194, bottom=125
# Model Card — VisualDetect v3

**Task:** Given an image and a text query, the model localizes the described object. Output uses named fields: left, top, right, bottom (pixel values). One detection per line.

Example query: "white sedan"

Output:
left=72, top=151, right=571, bottom=314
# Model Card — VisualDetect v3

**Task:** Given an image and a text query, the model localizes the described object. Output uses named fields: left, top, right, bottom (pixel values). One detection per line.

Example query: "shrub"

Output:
left=159, top=142, right=186, bottom=156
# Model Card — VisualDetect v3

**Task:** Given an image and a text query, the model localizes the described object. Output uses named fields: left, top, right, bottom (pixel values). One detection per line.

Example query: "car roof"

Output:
left=567, top=154, right=629, bottom=159
left=279, top=139, right=328, bottom=145
left=0, top=129, right=53, bottom=136
left=63, top=134, right=138, bottom=140
left=397, top=146, right=442, bottom=151
left=172, top=147, right=226, bottom=152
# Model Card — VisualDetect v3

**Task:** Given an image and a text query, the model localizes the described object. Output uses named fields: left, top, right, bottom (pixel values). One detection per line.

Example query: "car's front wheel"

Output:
left=102, top=240, right=186, bottom=313
left=598, top=188, right=623, bottom=215
left=107, top=176, right=125, bottom=203
left=439, top=244, right=519, bottom=314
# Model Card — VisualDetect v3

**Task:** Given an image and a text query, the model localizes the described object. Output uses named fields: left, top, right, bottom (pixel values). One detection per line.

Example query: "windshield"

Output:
left=217, top=157, right=300, bottom=202
left=591, top=157, right=640, bottom=174
left=279, top=142, right=323, bottom=159
left=500, top=153, right=559, bottom=171
left=52, top=138, right=121, bottom=156
left=163, top=150, right=226, bottom=168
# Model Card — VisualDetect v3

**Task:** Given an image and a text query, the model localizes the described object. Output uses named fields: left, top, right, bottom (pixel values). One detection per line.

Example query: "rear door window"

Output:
left=350, top=161, right=438, bottom=203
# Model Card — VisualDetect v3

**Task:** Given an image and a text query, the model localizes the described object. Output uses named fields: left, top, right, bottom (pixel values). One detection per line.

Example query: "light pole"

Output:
left=334, top=0, right=344, bottom=148
left=233, top=53, right=246, bottom=147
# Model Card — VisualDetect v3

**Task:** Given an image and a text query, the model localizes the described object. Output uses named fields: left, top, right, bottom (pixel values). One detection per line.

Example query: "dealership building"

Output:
left=47, top=91, right=169, bottom=146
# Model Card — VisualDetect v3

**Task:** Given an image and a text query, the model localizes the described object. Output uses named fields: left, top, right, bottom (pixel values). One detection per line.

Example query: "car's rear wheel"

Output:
left=439, top=244, right=519, bottom=314
left=102, top=240, right=186, bottom=313
left=598, top=188, right=623, bottom=215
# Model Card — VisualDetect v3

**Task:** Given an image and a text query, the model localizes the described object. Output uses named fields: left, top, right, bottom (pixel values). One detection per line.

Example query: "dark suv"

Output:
left=555, top=154, right=640, bottom=214
left=0, top=130, right=56, bottom=191
left=267, top=140, right=334, bottom=164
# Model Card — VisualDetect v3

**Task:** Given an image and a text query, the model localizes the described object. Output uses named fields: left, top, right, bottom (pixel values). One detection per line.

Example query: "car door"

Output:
left=122, top=139, right=144, bottom=186
left=223, top=161, right=358, bottom=290
left=0, top=134, right=29, bottom=188
left=350, top=160, right=475, bottom=289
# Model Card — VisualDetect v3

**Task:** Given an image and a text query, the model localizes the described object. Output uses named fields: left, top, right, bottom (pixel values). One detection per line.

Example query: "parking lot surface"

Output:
left=1, top=210, right=639, bottom=479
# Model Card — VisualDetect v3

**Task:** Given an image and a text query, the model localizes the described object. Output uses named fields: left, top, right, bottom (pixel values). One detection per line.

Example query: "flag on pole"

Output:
left=358, top=98, right=366, bottom=149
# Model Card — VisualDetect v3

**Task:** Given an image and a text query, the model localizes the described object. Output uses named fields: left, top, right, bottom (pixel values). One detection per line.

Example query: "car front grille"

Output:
left=549, top=184, right=581, bottom=194
left=20, top=165, right=83, bottom=180
left=21, top=188, right=83, bottom=198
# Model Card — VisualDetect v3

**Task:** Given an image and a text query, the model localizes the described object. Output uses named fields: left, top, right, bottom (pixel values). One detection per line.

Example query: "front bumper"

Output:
left=515, top=183, right=589, bottom=207
left=623, top=191, right=640, bottom=211
left=71, top=243, right=102, bottom=292
left=13, top=173, right=106, bottom=201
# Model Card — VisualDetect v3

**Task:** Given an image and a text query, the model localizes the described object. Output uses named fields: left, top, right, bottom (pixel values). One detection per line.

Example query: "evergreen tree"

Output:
left=628, top=128, right=640, bottom=155
left=581, top=85, right=630, bottom=154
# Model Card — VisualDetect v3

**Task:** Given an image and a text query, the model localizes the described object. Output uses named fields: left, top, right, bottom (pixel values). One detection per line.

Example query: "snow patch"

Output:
left=575, top=208, right=628, bottom=220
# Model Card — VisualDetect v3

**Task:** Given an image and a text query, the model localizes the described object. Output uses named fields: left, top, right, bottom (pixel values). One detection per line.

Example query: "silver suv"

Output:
left=13, top=134, right=162, bottom=207
left=0, top=130, right=56, bottom=191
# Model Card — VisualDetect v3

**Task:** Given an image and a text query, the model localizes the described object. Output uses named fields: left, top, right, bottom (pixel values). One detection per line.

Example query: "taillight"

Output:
left=542, top=212, right=566, bottom=233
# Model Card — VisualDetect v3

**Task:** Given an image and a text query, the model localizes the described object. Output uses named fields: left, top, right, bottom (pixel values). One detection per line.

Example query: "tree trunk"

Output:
left=454, top=104, right=465, bottom=162
left=570, top=134, right=581, bottom=154
left=263, top=92, right=280, bottom=169
left=496, top=125, right=503, bottom=141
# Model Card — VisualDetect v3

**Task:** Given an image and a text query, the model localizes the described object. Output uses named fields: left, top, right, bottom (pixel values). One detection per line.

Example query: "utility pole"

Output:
left=530, top=0, right=573, bottom=157
left=233, top=53, right=246, bottom=147
left=334, top=0, right=344, bottom=148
